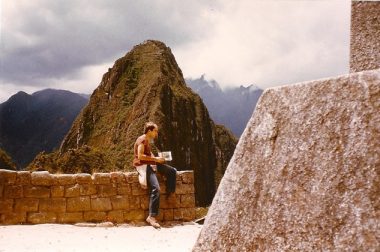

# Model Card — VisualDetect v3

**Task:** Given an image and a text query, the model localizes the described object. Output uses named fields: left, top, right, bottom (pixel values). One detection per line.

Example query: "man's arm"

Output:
left=137, top=144, right=165, bottom=164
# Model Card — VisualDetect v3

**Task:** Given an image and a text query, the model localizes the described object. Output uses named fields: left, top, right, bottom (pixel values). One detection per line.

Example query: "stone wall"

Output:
left=350, top=1, right=380, bottom=72
left=193, top=69, right=380, bottom=251
left=0, top=169, right=195, bottom=225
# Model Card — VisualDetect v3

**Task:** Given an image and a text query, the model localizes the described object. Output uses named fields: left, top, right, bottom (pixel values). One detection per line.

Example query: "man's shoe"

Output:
left=146, top=216, right=161, bottom=229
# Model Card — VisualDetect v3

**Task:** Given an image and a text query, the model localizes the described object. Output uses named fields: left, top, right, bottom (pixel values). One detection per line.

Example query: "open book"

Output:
left=158, top=151, right=172, bottom=161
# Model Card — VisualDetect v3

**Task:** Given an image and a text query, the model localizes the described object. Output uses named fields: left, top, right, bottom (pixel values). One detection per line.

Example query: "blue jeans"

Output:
left=146, top=164, right=177, bottom=217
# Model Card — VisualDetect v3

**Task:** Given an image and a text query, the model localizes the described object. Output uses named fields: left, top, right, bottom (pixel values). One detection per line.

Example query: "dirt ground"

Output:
left=0, top=222, right=202, bottom=252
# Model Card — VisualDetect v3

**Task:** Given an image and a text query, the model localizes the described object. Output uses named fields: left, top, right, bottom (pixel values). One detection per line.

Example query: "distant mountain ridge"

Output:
left=186, top=75, right=263, bottom=137
left=0, top=89, right=88, bottom=168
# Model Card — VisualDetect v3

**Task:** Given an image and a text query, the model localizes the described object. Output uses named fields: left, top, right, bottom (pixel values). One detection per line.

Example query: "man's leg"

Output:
left=157, top=164, right=177, bottom=193
left=146, top=165, right=160, bottom=228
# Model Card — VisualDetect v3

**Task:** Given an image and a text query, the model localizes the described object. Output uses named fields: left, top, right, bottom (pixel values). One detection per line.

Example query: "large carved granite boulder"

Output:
left=350, top=1, right=380, bottom=73
left=193, top=69, right=380, bottom=251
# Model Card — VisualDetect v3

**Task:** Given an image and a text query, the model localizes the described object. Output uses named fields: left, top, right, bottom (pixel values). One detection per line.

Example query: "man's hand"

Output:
left=155, top=157, right=165, bottom=164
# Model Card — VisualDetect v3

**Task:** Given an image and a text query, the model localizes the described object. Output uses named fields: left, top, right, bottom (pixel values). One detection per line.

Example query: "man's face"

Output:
left=151, top=127, right=159, bottom=139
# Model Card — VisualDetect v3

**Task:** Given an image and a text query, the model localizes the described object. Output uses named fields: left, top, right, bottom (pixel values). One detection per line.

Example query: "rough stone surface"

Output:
left=180, top=194, right=195, bottom=208
left=24, top=186, right=50, bottom=198
left=84, top=211, right=107, bottom=222
left=91, top=197, right=112, bottom=211
left=1, top=212, right=26, bottom=224
left=75, top=173, right=92, bottom=184
left=111, top=195, right=129, bottom=210
left=0, top=199, right=14, bottom=213
left=350, top=1, right=380, bottom=73
left=55, top=174, right=76, bottom=185
left=51, top=186, right=65, bottom=198
left=97, top=184, right=117, bottom=197
left=179, top=171, right=194, bottom=184
left=193, top=69, right=380, bottom=251
left=117, top=184, right=131, bottom=195
left=163, top=209, right=174, bottom=221
left=15, top=198, right=39, bottom=212
left=110, top=172, right=126, bottom=183
left=57, top=212, right=83, bottom=223
left=0, top=169, right=17, bottom=184
left=79, top=184, right=97, bottom=196
left=16, top=171, right=31, bottom=185
left=65, top=184, right=81, bottom=197
left=0, top=169, right=195, bottom=224
left=39, top=198, right=66, bottom=212
left=107, top=210, right=124, bottom=223
left=67, top=197, right=91, bottom=212
left=93, top=173, right=111, bottom=185
left=4, top=185, right=23, bottom=198
left=124, top=209, right=145, bottom=221
left=173, top=208, right=195, bottom=221
left=27, top=212, right=57, bottom=224
left=176, top=184, right=194, bottom=194
left=31, top=171, right=53, bottom=186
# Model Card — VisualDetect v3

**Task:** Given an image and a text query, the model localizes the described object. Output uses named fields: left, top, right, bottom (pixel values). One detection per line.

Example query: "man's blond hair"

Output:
left=144, top=122, right=157, bottom=134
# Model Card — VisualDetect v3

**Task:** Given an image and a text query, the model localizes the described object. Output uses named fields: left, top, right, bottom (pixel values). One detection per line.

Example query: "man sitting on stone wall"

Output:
left=133, top=122, right=177, bottom=228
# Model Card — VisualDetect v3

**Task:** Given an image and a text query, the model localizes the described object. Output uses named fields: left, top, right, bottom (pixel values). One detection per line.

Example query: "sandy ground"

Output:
left=0, top=223, right=202, bottom=252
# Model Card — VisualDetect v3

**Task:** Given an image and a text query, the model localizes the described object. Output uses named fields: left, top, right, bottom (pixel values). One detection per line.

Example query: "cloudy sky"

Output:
left=0, top=0, right=351, bottom=102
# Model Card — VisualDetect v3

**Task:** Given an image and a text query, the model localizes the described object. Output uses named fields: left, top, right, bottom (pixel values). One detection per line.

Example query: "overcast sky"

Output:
left=0, top=0, right=351, bottom=102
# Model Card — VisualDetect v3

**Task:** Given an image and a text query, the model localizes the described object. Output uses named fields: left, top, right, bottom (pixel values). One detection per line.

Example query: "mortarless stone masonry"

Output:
left=193, top=69, right=380, bottom=251
left=0, top=170, right=195, bottom=225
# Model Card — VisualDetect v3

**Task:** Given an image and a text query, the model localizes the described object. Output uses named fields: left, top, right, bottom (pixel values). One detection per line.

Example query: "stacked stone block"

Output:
left=0, top=169, right=195, bottom=225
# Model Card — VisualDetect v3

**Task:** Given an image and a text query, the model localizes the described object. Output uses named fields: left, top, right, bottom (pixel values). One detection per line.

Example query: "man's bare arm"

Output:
left=137, top=144, right=165, bottom=164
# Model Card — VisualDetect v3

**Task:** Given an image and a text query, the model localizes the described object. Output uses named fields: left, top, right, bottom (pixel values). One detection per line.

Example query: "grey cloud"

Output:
left=229, top=1, right=350, bottom=88
left=1, top=0, right=221, bottom=87
left=0, top=0, right=351, bottom=100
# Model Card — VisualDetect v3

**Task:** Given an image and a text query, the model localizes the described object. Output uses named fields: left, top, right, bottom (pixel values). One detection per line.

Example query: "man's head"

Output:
left=144, top=122, right=158, bottom=139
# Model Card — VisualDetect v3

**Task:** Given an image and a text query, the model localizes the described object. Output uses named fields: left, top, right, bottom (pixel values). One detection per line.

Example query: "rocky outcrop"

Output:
left=193, top=69, right=380, bottom=251
left=350, top=1, right=380, bottom=72
left=29, top=40, right=236, bottom=206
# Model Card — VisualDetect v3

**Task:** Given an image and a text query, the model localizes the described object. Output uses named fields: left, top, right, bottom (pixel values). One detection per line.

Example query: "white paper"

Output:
left=158, top=151, right=172, bottom=161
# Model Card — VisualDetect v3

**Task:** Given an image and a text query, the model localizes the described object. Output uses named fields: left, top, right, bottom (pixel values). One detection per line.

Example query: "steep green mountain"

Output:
left=0, top=89, right=88, bottom=168
left=28, top=40, right=237, bottom=206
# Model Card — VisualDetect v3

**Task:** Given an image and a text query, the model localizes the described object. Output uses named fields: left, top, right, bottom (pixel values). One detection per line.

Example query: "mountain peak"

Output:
left=186, top=76, right=222, bottom=93
left=7, top=91, right=31, bottom=102
left=94, top=40, right=185, bottom=103
left=15, top=91, right=29, bottom=96
left=32, top=88, right=76, bottom=96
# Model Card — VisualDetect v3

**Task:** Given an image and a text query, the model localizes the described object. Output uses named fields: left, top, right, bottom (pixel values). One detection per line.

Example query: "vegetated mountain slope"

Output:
left=28, top=40, right=237, bottom=206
